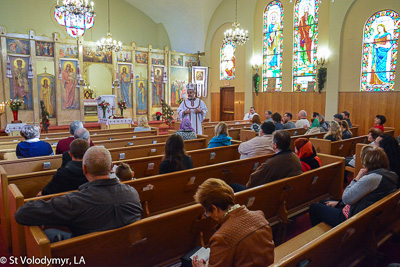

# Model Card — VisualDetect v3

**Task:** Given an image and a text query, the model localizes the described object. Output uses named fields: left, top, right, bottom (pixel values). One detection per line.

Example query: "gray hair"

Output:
left=74, top=128, right=90, bottom=141
left=83, top=146, right=112, bottom=177
left=69, top=121, right=84, bottom=135
left=299, top=110, right=307, bottom=118
left=20, top=125, right=40, bottom=140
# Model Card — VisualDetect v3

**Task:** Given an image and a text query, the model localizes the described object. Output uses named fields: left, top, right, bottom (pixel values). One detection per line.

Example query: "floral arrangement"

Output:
left=98, top=100, right=110, bottom=111
left=117, top=100, right=127, bottom=110
left=155, top=111, right=162, bottom=121
left=6, top=99, right=24, bottom=111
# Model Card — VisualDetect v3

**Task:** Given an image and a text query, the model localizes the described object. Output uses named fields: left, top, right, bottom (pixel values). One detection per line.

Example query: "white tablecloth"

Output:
left=5, top=123, right=26, bottom=134
left=98, top=118, right=133, bottom=126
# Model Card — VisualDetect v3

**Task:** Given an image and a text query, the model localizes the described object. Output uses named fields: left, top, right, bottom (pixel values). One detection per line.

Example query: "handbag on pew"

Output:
left=181, top=246, right=210, bottom=267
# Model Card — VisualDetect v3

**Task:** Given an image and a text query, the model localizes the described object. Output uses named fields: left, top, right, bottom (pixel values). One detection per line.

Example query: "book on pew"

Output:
left=181, top=246, right=210, bottom=267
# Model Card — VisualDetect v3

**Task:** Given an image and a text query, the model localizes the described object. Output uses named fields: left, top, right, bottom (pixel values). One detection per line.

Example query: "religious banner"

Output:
left=59, top=44, right=78, bottom=58
left=35, top=42, right=54, bottom=57
left=117, top=51, right=132, bottom=63
left=59, top=59, right=80, bottom=109
left=83, top=46, right=112, bottom=64
left=171, top=54, right=183, bottom=66
left=135, top=66, right=148, bottom=115
left=117, top=63, right=133, bottom=108
left=7, top=56, right=33, bottom=110
left=170, top=67, right=189, bottom=107
left=6, top=39, right=30, bottom=55
left=135, top=52, right=148, bottom=64
left=38, top=73, right=56, bottom=117
left=151, top=66, right=167, bottom=107
left=192, top=66, right=208, bottom=97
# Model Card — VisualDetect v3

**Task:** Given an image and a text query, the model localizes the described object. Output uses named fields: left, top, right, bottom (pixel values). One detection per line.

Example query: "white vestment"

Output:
left=243, top=112, right=258, bottom=120
left=177, top=98, right=208, bottom=135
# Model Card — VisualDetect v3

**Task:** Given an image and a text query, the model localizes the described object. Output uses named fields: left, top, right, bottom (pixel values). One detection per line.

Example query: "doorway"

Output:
left=220, top=87, right=234, bottom=121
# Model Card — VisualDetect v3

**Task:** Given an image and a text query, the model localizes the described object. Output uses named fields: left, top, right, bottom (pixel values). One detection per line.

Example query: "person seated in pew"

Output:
left=61, top=128, right=91, bottom=168
left=264, top=110, right=273, bottom=123
left=192, top=178, right=274, bottom=267
left=134, top=116, right=151, bottom=132
left=15, top=146, right=142, bottom=242
left=283, top=112, right=296, bottom=129
left=243, top=106, right=257, bottom=120
left=238, top=121, right=275, bottom=159
left=271, top=112, right=284, bottom=130
left=56, top=120, right=94, bottom=154
left=376, top=134, right=400, bottom=187
left=115, top=163, right=134, bottom=181
left=339, top=120, right=353, bottom=140
left=333, top=113, right=343, bottom=122
left=309, top=146, right=398, bottom=227
left=250, top=114, right=262, bottom=133
left=305, top=117, right=321, bottom=135
left=294, top=138, right=321, bottom=172
left=39, top=139, right=90, bottom=196
left=208, top=122, right=232, bottom=148
left=341, top=111, right=352, bottom=128
left=346, top=128, right=382, bottom=168
left=246, top=130, right=302, bottom=188
left=159, top=135, right=193, bottom=174
left=316, top=114, right=329, bottom=132
left=374, top=115, right=386, bottom=132
left=295, top=110, right=310, bottom=128
left=16, top=125, right=53, bottom=158
left=324, top=121, right=342, bottom=141
left=174, top=117, right=197, bottom=140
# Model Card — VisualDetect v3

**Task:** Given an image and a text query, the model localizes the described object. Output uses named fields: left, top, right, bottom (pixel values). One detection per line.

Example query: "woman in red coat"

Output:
left=294, top=138, right=321, bottom=172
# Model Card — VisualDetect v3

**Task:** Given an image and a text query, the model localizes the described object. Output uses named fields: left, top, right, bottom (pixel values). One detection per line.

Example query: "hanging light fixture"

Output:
left=223, top=0, right=249, bottom=45
left=97, top=0, right=122, bottom=52
left=54, top=0, right=95, bottom=38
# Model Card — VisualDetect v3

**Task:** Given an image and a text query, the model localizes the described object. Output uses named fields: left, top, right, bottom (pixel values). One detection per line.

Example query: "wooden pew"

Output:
left=285, top=128, right=307, bottom=136
left=21, top=154, right=344, bottom=267
left=310, top=135, right=369, bottom=157
left=272, top=189, right=400, bottom=266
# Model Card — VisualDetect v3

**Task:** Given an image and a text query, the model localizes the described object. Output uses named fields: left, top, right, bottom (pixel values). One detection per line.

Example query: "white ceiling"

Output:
left=124, top=0, right=224, bottom=53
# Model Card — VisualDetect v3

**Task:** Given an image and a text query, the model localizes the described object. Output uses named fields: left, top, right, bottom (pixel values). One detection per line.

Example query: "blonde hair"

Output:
left=324, top=121, right=342, bottom=141
left=361, top=146, right=389, bottom=171
left=83, top=146, right=112, bottom=176
left=214, top=122, right=228, bottom=137
left=194, top=178, right=235, bottom=212
left=339, top=120, right=350, bottom=131
left=138, top=116, right=150, bottom=128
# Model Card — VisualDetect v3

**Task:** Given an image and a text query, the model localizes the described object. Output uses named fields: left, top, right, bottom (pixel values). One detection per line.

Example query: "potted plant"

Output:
left=117, top=100, right=127, bottom=117
left=6, top=99, right=24, bottom=122
left=98, top=100, right=110, bottom=119
left=155, top=111, right=162, bottom=121
left=161, top=100, right=174, bottom=129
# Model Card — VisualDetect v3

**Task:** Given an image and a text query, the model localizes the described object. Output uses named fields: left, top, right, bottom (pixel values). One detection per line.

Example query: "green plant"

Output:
left=161, top=100, right=174, bottom=129
left=317, top=66, right=327, bottom=93
left=253, top=73, right=260, bottom=95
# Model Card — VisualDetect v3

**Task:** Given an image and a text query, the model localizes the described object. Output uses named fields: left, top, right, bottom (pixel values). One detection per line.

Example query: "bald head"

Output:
left=298, top=110, right=307, bottom=119
left=83, top=146, right=112, bottom=181
left=74, top=128, right=90, bottom=141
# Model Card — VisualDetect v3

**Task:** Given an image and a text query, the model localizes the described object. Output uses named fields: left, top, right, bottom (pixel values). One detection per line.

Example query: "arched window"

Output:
left=263, top=0, right=283, bottom=92
left=293, top=0, right=319, bottom=91
left=361, top=10, right=400, bottom=91
left=220, top=41, right=236, bottom=80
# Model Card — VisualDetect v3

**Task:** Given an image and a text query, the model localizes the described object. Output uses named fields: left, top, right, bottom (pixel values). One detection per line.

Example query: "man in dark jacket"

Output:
left=40, top=139, right=89, bottom=196
left=246, top=130, right=302, bottom=188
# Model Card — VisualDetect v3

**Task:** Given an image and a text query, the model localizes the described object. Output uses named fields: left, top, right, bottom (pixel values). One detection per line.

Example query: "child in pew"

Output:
left=115, top=163, right=135, bottom=181
left=309, top=146, right=398, bottom=228
left=192, top=178, right=274, bottom=267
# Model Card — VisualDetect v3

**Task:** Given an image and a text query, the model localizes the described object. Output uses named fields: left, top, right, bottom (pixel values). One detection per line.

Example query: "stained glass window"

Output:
left=293, top=0, right=319, bottom=92
left=361, top=10, right=400, bottom=91
left=220, top=42, right=235, bottom=80
left=263, top=1, right=283, bottom=92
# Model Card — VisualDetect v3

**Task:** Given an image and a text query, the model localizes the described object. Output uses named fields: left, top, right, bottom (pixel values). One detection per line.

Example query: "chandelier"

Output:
left=223, top=0, right=249, bottom=46
left=54, top=0, right=95, bottom=38
left=97, top=0, right=122, bottom=52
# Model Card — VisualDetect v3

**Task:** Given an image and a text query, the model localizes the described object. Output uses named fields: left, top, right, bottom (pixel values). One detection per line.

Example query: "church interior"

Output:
left=0, top=0, right=399, bottom=265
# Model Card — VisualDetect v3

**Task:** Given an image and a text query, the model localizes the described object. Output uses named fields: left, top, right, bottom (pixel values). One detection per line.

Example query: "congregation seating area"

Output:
left=0, top=118, right=399, bottom=266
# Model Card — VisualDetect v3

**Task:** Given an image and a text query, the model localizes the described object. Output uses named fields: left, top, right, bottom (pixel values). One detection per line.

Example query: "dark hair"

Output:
left=252, top=114, right=261, bottom=125
left=273, top=130, right=291, bottom=151
left=376, top=115, right=386, bottom=125
left=116, top=163, right=133, bottom=181
left=271, top=112, right=282, bottom=123
left=312, top=112, right=319, bottom=118
left=70, top=139, right=90, bottom=159
left=368, top=128, right=382, bottom=140
left=266, top=110, right=272, bottom=115
left=285, top=112, right=293, bottom=120
left=250, top=107, right=255, bottom=110
left=378, top=134, right=400, bottom=178
left=333, top=114, right=343, bottom=120
left=342, top=111, right=350, bottom=118
left=164, top=135, right=186, bottom=171
left=261, top=121, right=275, bottom=135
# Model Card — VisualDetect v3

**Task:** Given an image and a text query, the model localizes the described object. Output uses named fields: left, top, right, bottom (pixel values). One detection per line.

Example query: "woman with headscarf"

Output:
left=305, top=118, right=321, bottom=135
left=174, top=117, right=197, bottom=140
left=294, top=138, right=321, bottom=172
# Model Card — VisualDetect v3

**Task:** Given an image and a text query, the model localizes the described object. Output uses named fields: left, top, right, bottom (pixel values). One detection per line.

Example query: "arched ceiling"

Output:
left=124, top=0, right=224, bottom=53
